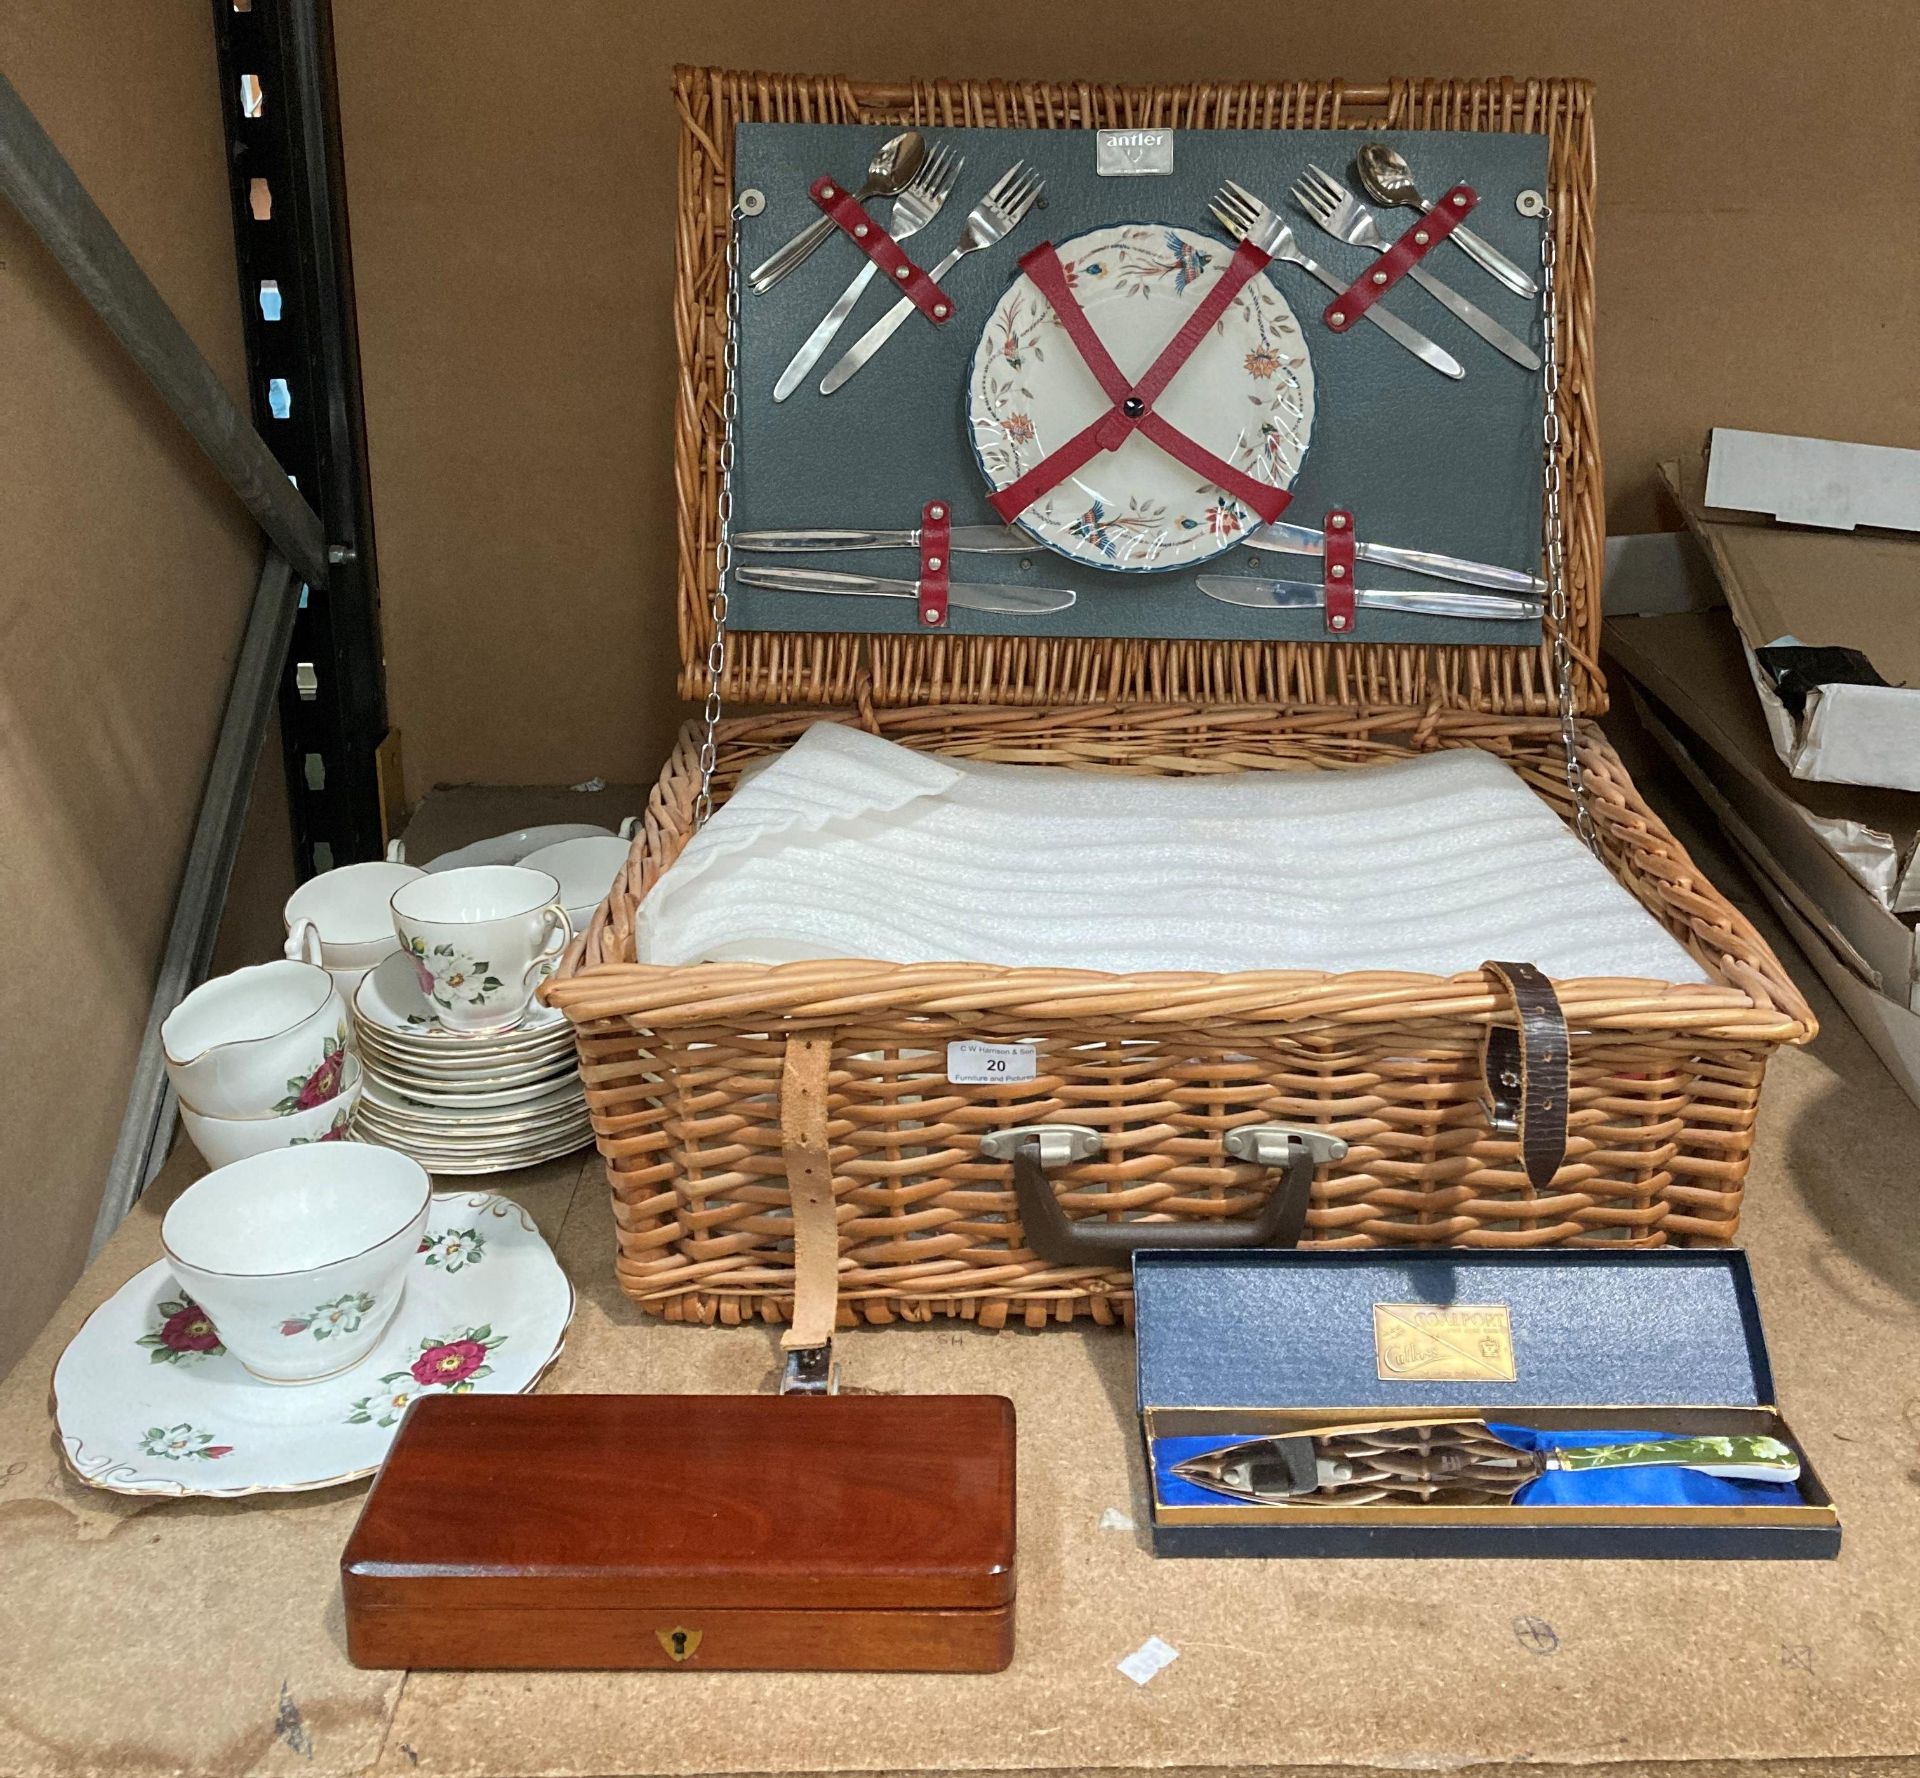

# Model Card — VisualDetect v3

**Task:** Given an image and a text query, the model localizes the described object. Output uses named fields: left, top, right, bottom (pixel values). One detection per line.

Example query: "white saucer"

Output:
left=352, top=1120, right=594, bottom=1174
left=361, top=1072, right=584, bottom=1118
left=423, top=824, right=614, bottom=873
left=54, top=1191, right=573, bottom=1497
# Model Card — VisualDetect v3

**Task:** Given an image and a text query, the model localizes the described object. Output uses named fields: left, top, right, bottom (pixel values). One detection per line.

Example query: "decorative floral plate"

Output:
left=967, top=221, right=1314, bottom=573
left=53, top=1192, right=573, bottom=1497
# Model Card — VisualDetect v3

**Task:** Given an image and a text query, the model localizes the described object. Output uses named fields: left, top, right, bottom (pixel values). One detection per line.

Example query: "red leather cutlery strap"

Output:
left=808, top=177, right=952, bottom=324
left=1322, top=508, right=1356, bottom=633
left=1323, top=185, right=1478, bottom=331
left=918, top=500, right=951, bottom=628
left=989, top=238, right=1290, bottom=526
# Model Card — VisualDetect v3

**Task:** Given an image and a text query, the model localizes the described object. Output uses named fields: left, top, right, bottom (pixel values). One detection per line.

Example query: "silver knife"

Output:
left=1197, top=575, right=1541, bottom=622
left=736, top=524, right=1545, bottom=598
left=735, top=564, right=1075, bottom=616
left=1242, top=521, right=1545, bottom=596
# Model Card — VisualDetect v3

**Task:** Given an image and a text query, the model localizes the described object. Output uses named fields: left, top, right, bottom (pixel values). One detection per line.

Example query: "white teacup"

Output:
left=162, top=1144, right=431, bottom=1383
left=284, top=861, right=422, bottom=988
left=162, top=960, right=350, bottom=1120
left=179, top=1059, right=364, bottom=1167
left=390, top=866, right=574, bottom=1034
left=520, top=835, right=630, bottom=932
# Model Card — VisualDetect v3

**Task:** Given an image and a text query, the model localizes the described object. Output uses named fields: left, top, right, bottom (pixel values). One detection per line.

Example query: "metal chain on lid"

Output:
left=1538, top=204, right=1599, bottom=857
left=696, top=200, right=747, bottom=827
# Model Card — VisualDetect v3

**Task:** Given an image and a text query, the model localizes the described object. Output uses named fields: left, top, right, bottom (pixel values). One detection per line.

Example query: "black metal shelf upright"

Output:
left=210, top=0, right=386, bottom=873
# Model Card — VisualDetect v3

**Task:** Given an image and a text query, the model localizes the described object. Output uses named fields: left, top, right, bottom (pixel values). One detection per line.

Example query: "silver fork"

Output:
left=772, top=146, right=962, bottom=402
left=1211, top=181, right=1463, bottom=381
left=1290, top=164, right=1539, bottom=371
left=818, top=162, right=1045, bottom=396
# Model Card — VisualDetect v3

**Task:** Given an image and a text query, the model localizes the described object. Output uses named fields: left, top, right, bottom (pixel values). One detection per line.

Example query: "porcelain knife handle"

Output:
left=1547, top=1435, right=1800, bottom=1483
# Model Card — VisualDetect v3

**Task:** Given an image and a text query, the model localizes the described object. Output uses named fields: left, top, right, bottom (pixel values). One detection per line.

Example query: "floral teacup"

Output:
left=161, top=1144, right=431, bottom=1384
left=389, top=866, right=574, bottom=1035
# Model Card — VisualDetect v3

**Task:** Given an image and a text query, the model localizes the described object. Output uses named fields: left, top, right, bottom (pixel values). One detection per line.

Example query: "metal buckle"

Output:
left=779, top=1342, right=838, bottom=1396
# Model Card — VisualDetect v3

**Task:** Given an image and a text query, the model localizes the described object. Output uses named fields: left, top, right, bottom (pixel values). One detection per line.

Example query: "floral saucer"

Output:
left=53, top=1192, right=573, bottom=1497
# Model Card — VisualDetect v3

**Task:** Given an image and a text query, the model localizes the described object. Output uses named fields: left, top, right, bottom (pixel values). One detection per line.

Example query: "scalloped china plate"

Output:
left=350, top=1120, right=593, bottom=1175
left=53, top=1191, right=573, bottom=1498
left=967, top=221, right=1315, bottom=573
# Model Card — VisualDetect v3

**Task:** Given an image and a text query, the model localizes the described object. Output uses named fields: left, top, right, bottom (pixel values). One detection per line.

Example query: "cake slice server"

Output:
left=1197, top=575, right=1542, bottom=623
left=734, top=564, right=1075, bottom=615
left=1172, top=1427, right=1801, bottom=1504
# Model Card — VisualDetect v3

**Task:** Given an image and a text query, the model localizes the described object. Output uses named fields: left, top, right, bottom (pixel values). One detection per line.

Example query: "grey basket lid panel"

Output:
left=1133, top=1250, right=1775, bottom=1413
left=727, top=122, right=1549, bottom=648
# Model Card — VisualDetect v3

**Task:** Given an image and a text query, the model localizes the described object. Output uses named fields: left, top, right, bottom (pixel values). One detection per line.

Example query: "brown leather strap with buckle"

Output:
left=1479, top=960, right=1569, bottom=1189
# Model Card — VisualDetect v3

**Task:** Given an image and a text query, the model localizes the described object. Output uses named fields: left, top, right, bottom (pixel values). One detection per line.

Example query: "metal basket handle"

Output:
left=987, top=1123, right=1348, bottom=1266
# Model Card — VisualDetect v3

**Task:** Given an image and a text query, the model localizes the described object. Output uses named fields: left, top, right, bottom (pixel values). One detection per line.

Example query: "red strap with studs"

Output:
left=988, top=238, right=1291, bottom=526
left=1323, top=185, right=1478, bottom=332
left=918, top=500, right=951, bottom=628
left=808, top=177, right=953, bottom=325
left=1322, top=508, right=1356, bottom=634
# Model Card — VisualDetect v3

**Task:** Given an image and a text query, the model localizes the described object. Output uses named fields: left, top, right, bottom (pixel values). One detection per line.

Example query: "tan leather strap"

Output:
left=1479, top=960, right=1569, bottom=1190
left=778, top=1034, right=838, bottom=1352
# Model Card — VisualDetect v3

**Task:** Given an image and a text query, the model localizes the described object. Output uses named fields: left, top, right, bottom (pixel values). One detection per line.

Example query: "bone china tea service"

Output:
left=160, top=1144, right=432, bottom=1384
left=389, top=866, right=574, bottom=1035
left=162, top=959, right=350, bottom=1121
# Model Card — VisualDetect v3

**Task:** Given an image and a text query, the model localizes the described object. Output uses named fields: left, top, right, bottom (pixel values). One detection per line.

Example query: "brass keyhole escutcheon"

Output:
left=657, top=1626, right=703, bottom=1662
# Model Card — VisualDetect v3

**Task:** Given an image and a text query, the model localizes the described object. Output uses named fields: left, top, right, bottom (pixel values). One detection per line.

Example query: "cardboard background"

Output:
left=0, top=2, right=278, bottom=1375
left=328, top=0, right=1920, bottom=804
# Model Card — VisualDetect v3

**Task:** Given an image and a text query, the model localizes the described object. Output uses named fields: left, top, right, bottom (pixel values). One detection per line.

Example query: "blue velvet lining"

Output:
left=1151, top=1426, right=1803, bottom=1508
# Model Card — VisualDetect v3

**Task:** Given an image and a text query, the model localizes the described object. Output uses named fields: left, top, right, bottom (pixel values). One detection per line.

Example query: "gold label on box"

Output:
left=1372, top=1303, right=1516, bottom=1382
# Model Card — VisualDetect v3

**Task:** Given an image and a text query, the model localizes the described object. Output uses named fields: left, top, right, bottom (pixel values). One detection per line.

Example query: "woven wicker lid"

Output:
left=673, top=70, right=1602, bottom=721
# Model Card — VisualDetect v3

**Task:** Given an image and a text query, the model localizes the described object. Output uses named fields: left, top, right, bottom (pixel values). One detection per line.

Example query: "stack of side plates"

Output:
left=348, top=951, right=591, bottom=1174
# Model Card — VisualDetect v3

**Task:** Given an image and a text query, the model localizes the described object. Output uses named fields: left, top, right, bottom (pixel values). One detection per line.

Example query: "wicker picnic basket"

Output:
left=543, top=68, right=1815, bottom=1333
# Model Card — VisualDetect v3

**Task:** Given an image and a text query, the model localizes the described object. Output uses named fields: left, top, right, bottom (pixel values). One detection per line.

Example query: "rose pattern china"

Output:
left=968, top=221, right=1314, bottom=573
left=53, top=1192, right=573, bottom=1496
left=347, top=1324, right=504, bottom=1427
left=276, top=1024, right=349, bottom=1114
left=137, top=1299, right=224, bottom=1365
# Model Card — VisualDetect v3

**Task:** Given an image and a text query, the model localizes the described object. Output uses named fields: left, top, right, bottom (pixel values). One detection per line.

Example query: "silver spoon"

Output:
left=1354, top=141, right=1539, bottom=299
left=748, top=131, right=927, bottom=294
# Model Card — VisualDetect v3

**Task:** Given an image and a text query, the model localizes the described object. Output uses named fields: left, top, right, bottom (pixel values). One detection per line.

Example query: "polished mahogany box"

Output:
left=341, top=1392, right=1017, bottom=1671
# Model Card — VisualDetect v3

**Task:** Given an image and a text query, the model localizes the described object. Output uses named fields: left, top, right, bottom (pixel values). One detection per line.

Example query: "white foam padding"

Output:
left=636, top=723, right=1709, bottom=982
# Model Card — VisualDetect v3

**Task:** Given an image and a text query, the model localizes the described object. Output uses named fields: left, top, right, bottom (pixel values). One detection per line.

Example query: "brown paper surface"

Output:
left=5, top=784, right=1920, bottom=1778
left=326, top=1, right=1920, bottom=807
left=0, top=3, right=270, bottom=1375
